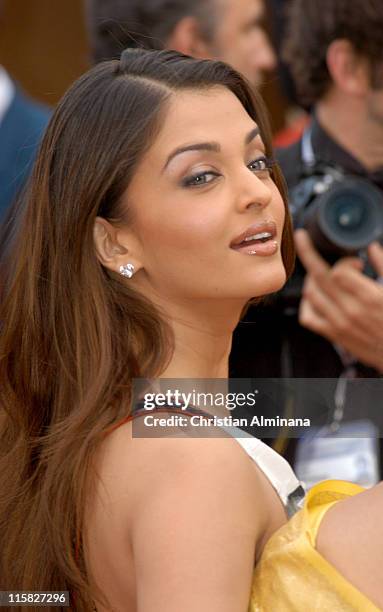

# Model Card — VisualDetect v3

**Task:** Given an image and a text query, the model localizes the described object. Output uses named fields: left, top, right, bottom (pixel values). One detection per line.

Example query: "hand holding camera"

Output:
left=295, top=229, right=383, bottom=372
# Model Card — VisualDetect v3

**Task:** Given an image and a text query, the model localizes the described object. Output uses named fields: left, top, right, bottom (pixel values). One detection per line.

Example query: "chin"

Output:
left=249, top=264, right=287, bottom=298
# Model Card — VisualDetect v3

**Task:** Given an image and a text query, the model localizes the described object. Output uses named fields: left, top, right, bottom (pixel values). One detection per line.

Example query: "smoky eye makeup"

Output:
left=180, top=168, right=221, bottom=188
left=166, top=153, right=221, bottom=187
left=180, top=155, right=276, bottom=188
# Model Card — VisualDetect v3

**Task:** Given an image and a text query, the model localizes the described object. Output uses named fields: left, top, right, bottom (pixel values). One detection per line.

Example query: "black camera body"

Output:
left=280, top=162, right=383, bottom=310
left=290, top=163, right=383, bottom=261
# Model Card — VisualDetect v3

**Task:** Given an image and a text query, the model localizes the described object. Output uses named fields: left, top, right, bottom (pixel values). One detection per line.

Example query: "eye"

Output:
left=181, top=171, right=220, bottom=188
left=248, top=156, right=274, bottom=174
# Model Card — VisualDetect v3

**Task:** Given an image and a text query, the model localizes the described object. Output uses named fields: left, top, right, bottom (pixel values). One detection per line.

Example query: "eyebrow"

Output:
left=162, top=126, right=261, bottom=172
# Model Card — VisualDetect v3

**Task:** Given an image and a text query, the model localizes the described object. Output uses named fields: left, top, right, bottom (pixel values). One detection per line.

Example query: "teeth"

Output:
left=244, top=232, right=272, bottom=242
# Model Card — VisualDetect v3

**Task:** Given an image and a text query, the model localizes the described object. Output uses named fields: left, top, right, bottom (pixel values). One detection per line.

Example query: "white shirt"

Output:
left=0, top=66, right=15, bottom=127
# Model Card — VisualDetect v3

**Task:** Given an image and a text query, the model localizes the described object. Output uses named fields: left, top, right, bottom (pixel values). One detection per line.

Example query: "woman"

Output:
left=0, top=49, right=382, bottom=611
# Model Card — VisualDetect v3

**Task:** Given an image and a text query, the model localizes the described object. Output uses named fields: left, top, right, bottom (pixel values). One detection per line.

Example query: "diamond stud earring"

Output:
left=119, top=263, right=135, bottom=278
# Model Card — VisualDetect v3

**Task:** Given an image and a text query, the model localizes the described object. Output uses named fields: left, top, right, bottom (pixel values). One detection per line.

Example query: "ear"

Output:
left=326, top=39, right=370, bottom=96
left=93, top=217, right=143, bottom=275
left=166, top=16, right=212, bottom=58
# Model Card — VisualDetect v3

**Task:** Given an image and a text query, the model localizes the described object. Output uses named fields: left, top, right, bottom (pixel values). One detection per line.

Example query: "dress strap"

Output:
left=102, top=402, right=211, bottom=438
left=232, top=435, right=305, bottom=517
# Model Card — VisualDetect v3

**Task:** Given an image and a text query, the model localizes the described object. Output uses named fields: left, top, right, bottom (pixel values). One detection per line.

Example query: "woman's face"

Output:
left=123, top=86, right=286, bottom=303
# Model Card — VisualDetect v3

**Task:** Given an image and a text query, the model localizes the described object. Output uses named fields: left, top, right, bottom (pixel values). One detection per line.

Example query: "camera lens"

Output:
left=305, top=178, right=383, bottom=257
left=332, top=195, right=365, bottom=230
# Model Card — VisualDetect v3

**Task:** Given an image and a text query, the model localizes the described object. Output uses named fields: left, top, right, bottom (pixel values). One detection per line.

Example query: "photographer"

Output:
left=279, top=0, right=383, bottom=374
left=230, top=0, right=383, bottom=483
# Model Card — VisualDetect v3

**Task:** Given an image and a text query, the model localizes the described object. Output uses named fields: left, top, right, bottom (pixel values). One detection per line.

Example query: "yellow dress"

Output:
left=249, top=479, right=380, bottom=611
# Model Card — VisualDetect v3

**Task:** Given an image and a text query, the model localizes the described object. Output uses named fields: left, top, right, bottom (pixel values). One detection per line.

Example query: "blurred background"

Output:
left=0, top=0, right=290, bottom=133
left=0, top=0, right=89, bottom=107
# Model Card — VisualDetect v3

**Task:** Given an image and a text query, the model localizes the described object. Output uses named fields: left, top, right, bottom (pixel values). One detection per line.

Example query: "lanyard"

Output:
left=301, top=125, right=316, bottom=167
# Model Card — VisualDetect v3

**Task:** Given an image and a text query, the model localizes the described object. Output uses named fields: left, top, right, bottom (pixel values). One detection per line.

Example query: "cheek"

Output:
left=135, top=197, right=233, bottom=297
left=138, top=195, right=229, bottom=256
left=271, top=186, right=286, bottom=231
left=229, top=41, right=257, bottom=82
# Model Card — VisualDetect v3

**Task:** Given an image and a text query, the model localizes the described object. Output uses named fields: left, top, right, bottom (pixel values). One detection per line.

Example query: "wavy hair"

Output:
left=0, top=48, right=294, bottom=610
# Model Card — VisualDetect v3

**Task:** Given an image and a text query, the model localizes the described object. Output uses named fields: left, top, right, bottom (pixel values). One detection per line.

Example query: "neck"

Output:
left=157, top=297, right=246, bottom=379
left=316, top=88, right=383, bottom=171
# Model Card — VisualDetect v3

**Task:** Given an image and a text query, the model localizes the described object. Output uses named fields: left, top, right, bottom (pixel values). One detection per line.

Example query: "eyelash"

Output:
left=181, top=157, right=275, bottom=188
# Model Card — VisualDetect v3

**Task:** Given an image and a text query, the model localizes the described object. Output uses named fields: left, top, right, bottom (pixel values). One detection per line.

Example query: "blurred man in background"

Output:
left=86, top=0, right=276, bottom=88
left=0, top=1, right=50, bottom=220
left=267, top=0, right=309, bottom=146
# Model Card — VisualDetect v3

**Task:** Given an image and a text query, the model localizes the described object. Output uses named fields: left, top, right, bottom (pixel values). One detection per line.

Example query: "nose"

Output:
left=235, top=168, right=273, bottom=213
left=254, top=33, right=277, bottom=72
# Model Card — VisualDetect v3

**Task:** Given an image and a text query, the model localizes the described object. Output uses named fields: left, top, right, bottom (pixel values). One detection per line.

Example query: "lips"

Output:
left=230, top=221, right=277, bottom=248
left=230, top=220, right=279, bottom=257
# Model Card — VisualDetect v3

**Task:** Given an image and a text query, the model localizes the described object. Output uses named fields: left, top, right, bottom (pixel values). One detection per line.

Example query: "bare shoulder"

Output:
left=316, top=481, right=383, bottom=608
left=93, top=416, right=267, bottom=520
left=89, top=417, right=271, bottom=611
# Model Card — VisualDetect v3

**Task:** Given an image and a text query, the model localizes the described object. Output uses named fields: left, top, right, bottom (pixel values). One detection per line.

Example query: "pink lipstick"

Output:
left=230, top=221, right=278, bottom=256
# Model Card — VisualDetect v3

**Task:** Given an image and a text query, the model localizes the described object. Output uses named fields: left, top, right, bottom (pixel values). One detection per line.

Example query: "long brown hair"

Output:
left=0, top=48, right=294, bottom=610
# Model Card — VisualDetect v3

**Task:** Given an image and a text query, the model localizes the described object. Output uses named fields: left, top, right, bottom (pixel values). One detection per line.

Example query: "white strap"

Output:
left=235, top=436, right=303, bottom=507
left=221, top=425, right=305, bottom=516
left=301, top=126, right=316, bottom=167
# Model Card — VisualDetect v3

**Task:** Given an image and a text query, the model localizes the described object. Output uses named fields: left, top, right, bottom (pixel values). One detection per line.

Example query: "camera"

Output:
left=280, top=163, right=383, bottom=309
left=290, top=163, right=383, bottom=261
